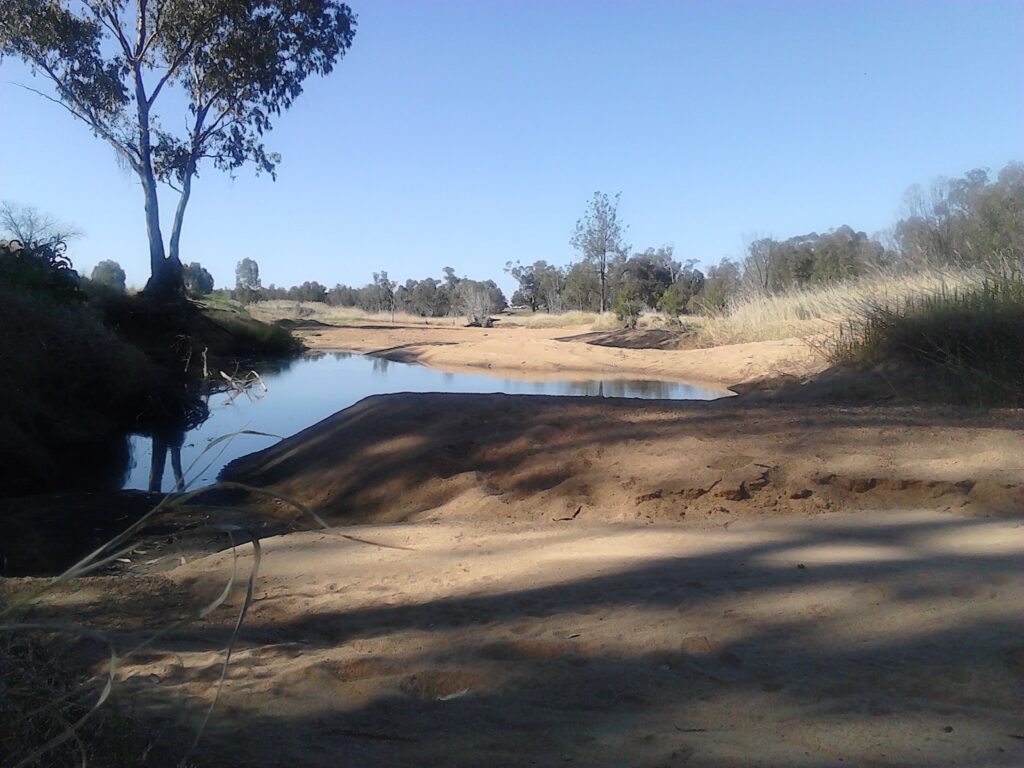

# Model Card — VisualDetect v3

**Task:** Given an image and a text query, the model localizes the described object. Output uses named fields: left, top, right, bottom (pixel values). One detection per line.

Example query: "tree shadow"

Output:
left=13, top=511, right=1024, bottom=766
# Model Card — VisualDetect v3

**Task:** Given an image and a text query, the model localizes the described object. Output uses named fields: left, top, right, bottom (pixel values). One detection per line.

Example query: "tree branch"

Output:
left=89, top=1, right=134, bottom=60
left=147, top=43, right=198, bottom=107
left=9, top=78, right=140, bottom=170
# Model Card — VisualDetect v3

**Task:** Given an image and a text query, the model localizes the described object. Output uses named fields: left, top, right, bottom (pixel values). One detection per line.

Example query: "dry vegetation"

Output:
left=696, top=266, right=986, bottom=346
left=250, top=266, right=988, bottom=349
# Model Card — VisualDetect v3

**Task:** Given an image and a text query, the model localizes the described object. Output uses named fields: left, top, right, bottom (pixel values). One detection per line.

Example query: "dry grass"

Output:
left=248, top=301, right=464, bottom=327
left=696, top=267, right=986, bottom=346
left=248, top=269, right=984, bottom=347
left=250, top=303, right=696, bottom=333
left=503, top=309, right=614, bottom=329
left=824, top=271, right=1024, bottom=405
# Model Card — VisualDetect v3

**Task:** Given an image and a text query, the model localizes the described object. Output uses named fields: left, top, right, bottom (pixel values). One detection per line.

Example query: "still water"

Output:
left=127, top=352, right=726, bottom=491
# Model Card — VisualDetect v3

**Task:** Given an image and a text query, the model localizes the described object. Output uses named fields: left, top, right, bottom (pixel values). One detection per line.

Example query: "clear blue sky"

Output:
left=1, top=0, right=1021, bottom=293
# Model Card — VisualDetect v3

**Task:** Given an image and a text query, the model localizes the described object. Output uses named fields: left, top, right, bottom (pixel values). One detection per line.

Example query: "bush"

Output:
left=827, top=270, right=1024, bottom=405
left=613, top=289, right=644, bottom=329
left=0, top=238, right=81, bottom=300
left=0, top=287, right=159, bottom=493
left=90, top=260, right=126, bottom=291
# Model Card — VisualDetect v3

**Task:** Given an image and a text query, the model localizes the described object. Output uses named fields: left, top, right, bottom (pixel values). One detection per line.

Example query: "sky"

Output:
left=1, top=0, right=1022, bottom=295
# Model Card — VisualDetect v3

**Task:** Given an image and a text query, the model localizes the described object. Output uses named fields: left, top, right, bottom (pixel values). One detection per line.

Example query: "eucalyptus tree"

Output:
left=234, top=256, right=260, bottom=303
left=1, top=0, right=357, bottom=296
left=570, top=191, right=628, bottom=312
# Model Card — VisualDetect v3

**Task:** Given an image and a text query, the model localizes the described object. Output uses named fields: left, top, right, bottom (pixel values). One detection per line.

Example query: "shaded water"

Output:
left=127, top=352, right=726, bottom=491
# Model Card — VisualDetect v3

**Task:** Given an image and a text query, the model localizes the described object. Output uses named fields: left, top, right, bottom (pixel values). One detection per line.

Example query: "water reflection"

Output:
left=140, top=394, right=210, bottom=493
left=125, top=353, right=726, bottom=491
left=148, top=428, right=185, bottom=492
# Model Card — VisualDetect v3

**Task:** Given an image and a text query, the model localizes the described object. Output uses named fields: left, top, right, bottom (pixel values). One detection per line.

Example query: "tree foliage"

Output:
left=1, top=0, right=357, bottom=295
left=0, top=201, right=81, bottom=247
left=234, top=256, right=261, bottom=303
left=90, top=259, right=126, bottom=291
left=570, top=191, right=628, bottom=313
left=182, top=261, right=214, bottom=297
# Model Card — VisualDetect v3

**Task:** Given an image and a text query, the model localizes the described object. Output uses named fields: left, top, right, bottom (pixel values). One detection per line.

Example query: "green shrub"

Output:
left=613, top=289, right=644, bottom=329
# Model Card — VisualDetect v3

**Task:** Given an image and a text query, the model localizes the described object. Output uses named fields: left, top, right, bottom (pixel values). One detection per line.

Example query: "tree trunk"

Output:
left=140, top=168, right=183, bottom=297
left=134, top=55, right=183, bottom=300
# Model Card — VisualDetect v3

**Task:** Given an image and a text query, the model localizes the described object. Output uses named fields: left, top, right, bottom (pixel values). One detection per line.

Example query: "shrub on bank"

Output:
left=826, top=270, right=1024, bottom=405
left=0, top=287, right=159, bottom=493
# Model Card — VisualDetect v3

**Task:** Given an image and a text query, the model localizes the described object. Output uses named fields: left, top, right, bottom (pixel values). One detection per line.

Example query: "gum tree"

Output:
left=571, top=191, right=628, bottom=313
left=1, top=0, right=357, bottom=296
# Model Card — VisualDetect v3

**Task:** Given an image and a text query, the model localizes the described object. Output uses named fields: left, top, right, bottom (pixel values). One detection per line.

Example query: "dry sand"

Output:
left=296, top=323, right=824, bottom=387
left=222, top=393, right=1024, bottom=527
left=13, top=510, right=1024, bottom=767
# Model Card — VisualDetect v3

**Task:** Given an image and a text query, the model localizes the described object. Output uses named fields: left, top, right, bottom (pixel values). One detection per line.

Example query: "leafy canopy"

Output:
left=0, top=0, right=357, bottom=187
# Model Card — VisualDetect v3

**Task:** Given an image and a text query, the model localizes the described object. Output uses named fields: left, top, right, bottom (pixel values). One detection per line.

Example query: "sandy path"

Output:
left=18, top=510, right=1024, bottom=767
left=297, top=323, right=824, bottom=387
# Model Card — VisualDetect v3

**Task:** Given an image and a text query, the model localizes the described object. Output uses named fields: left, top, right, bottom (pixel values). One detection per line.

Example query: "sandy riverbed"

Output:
left=296, top=322, right=825, bottom=387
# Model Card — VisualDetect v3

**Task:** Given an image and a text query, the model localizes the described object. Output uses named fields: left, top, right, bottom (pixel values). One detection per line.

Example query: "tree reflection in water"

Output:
left=144, top=394, right=209, bottom=493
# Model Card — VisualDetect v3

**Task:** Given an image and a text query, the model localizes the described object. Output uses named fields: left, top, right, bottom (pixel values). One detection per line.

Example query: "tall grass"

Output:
left=696, top=267, right=987, bottom=346
left=824, top=270, right=1024, bottom=405
left=250, top=302, right=694, bottom=333
left=249, top=268, right=993, bottom=346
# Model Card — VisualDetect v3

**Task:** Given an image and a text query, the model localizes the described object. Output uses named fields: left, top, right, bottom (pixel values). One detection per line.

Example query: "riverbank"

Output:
left=6, top=315, right=1024, bottom=767
left=0, top=289, right=301, bottom=497
left=294, top=322, right=825, bottom=388
left=5, top=391, right=1023, bottom=767
left=222, top=392, right=1024, bottom=526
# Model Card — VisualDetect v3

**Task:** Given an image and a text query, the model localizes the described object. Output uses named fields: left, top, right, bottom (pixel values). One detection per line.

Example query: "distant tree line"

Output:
left=221, top=261, right=508, bottom=325
left=18, top=161, right=1019, bottom=324
left=506, top=162, right=1023, bottom=324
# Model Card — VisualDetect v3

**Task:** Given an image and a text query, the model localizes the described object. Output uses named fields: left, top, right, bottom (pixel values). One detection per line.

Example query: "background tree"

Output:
left=563, top=261, right=601, bottom=311
left=90, top=259, right=126, bottom=291
left=612, top=283, right=644, bottom=329
left=458, top=279, right=506, bottom=327
left=894, top=163, right=1024, bottom=268
left=234, top=257, right=261, bottom=304
left=619, top=252, right=672, bottom=309
left=1, top=0, right=356, bottom=296
left=698, top=257, right=743, bottom=311
left=372, top=271, right=396, bottom=318
left=182, top=261, right=214, bottom=298
left=507, top=260, right=564, bottom=312
left=571, top=191, right=628, bottom=312
left=657, top=262, right=705, bottom=316
left=506, top=260, right=539, bottom=310
left=0, top=201, right=80, bottom=247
